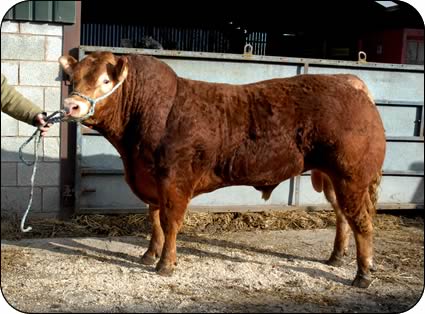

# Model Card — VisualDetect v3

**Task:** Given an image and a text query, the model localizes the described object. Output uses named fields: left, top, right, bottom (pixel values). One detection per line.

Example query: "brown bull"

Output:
left=59, top=52, right=386, bottom=288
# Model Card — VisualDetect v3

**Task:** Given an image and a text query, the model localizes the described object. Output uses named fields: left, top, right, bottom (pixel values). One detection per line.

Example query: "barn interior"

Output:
left=81, top=1, right=424, bottom=64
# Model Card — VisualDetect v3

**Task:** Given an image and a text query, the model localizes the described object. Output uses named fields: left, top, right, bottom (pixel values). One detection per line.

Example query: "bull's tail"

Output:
left=367, top=170, right=382, bottom=217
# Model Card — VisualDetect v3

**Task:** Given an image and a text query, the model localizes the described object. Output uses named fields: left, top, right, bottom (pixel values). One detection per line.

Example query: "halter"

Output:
left=69, top=78, right=125, bottom=121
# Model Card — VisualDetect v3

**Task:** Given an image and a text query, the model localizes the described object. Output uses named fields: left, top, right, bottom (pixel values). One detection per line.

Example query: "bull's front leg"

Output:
left=155, top=178, right=189, bottom=276
left=141, top=205, right=164, bottom=265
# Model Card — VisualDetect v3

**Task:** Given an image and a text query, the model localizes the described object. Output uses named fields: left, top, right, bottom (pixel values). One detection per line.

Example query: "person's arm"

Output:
left=1, top=74, right=44, bottom=125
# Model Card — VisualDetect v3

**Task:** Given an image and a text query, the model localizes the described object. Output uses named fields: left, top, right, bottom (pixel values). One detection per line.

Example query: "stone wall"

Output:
left=1, top=21, right=63, bottom=217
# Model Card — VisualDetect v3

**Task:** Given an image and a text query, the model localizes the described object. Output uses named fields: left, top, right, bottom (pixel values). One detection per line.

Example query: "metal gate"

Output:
left=75, top=46, right=424, bottom=213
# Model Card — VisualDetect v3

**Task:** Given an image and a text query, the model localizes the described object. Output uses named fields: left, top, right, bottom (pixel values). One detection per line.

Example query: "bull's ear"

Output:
left=115, top=56, right=128, bottom=82
left=59, top=55, right=77, bottom=76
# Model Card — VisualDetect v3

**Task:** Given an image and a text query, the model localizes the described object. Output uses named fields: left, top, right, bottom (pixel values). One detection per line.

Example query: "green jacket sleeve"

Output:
left=1, top=74, right=43, bottom=125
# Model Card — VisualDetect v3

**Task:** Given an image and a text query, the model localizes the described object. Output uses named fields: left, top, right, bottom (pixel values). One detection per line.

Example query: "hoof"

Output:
left=326, top=255, right=344, bottom=267
left=352, top=273, right=372, bottom=288
left=155, top=262, right=175, bottom=276
left=141, top=253, right=157, bottom=265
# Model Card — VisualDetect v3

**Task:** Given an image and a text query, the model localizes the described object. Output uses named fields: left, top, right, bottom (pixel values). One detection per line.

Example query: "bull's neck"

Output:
left=86, top=55, right=178, bottom=155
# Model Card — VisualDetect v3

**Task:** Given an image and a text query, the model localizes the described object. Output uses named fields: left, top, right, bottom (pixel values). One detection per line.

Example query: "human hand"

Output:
left=34, top=113, right=51, bottom=136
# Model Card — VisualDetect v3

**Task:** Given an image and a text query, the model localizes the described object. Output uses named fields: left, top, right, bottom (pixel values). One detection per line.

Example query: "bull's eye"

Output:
left=103, top=79, right=110, bottom=84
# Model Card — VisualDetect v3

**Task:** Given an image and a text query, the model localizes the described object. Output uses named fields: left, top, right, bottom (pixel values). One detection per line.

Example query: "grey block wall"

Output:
left=1, top=21, right=63, bottom=217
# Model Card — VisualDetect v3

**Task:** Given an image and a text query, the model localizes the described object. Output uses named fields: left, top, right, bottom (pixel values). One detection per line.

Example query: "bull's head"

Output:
left=59, top=52, right=128, bottom=121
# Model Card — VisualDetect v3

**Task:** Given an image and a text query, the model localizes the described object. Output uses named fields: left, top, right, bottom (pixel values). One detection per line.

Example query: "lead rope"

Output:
left=19, top=110, right=66, bottom=232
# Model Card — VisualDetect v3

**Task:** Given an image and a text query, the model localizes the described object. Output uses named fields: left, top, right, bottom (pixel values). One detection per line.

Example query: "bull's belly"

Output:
left=219, top=151, right=304, bottom=186
left=229, top=169, right=298, bottom=187
left=122, top=144, right=306, bottom=204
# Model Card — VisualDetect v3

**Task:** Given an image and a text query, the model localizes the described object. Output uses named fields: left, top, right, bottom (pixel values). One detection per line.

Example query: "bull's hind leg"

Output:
left=336, top=182, right=375, bottom=288
left=322, top=177, right=351, bottom=267
left=327, top=208, right=351, bottom=267
left=311, top=171, right=350, bottom=267
left=141, top=205, right=164, bottom=265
